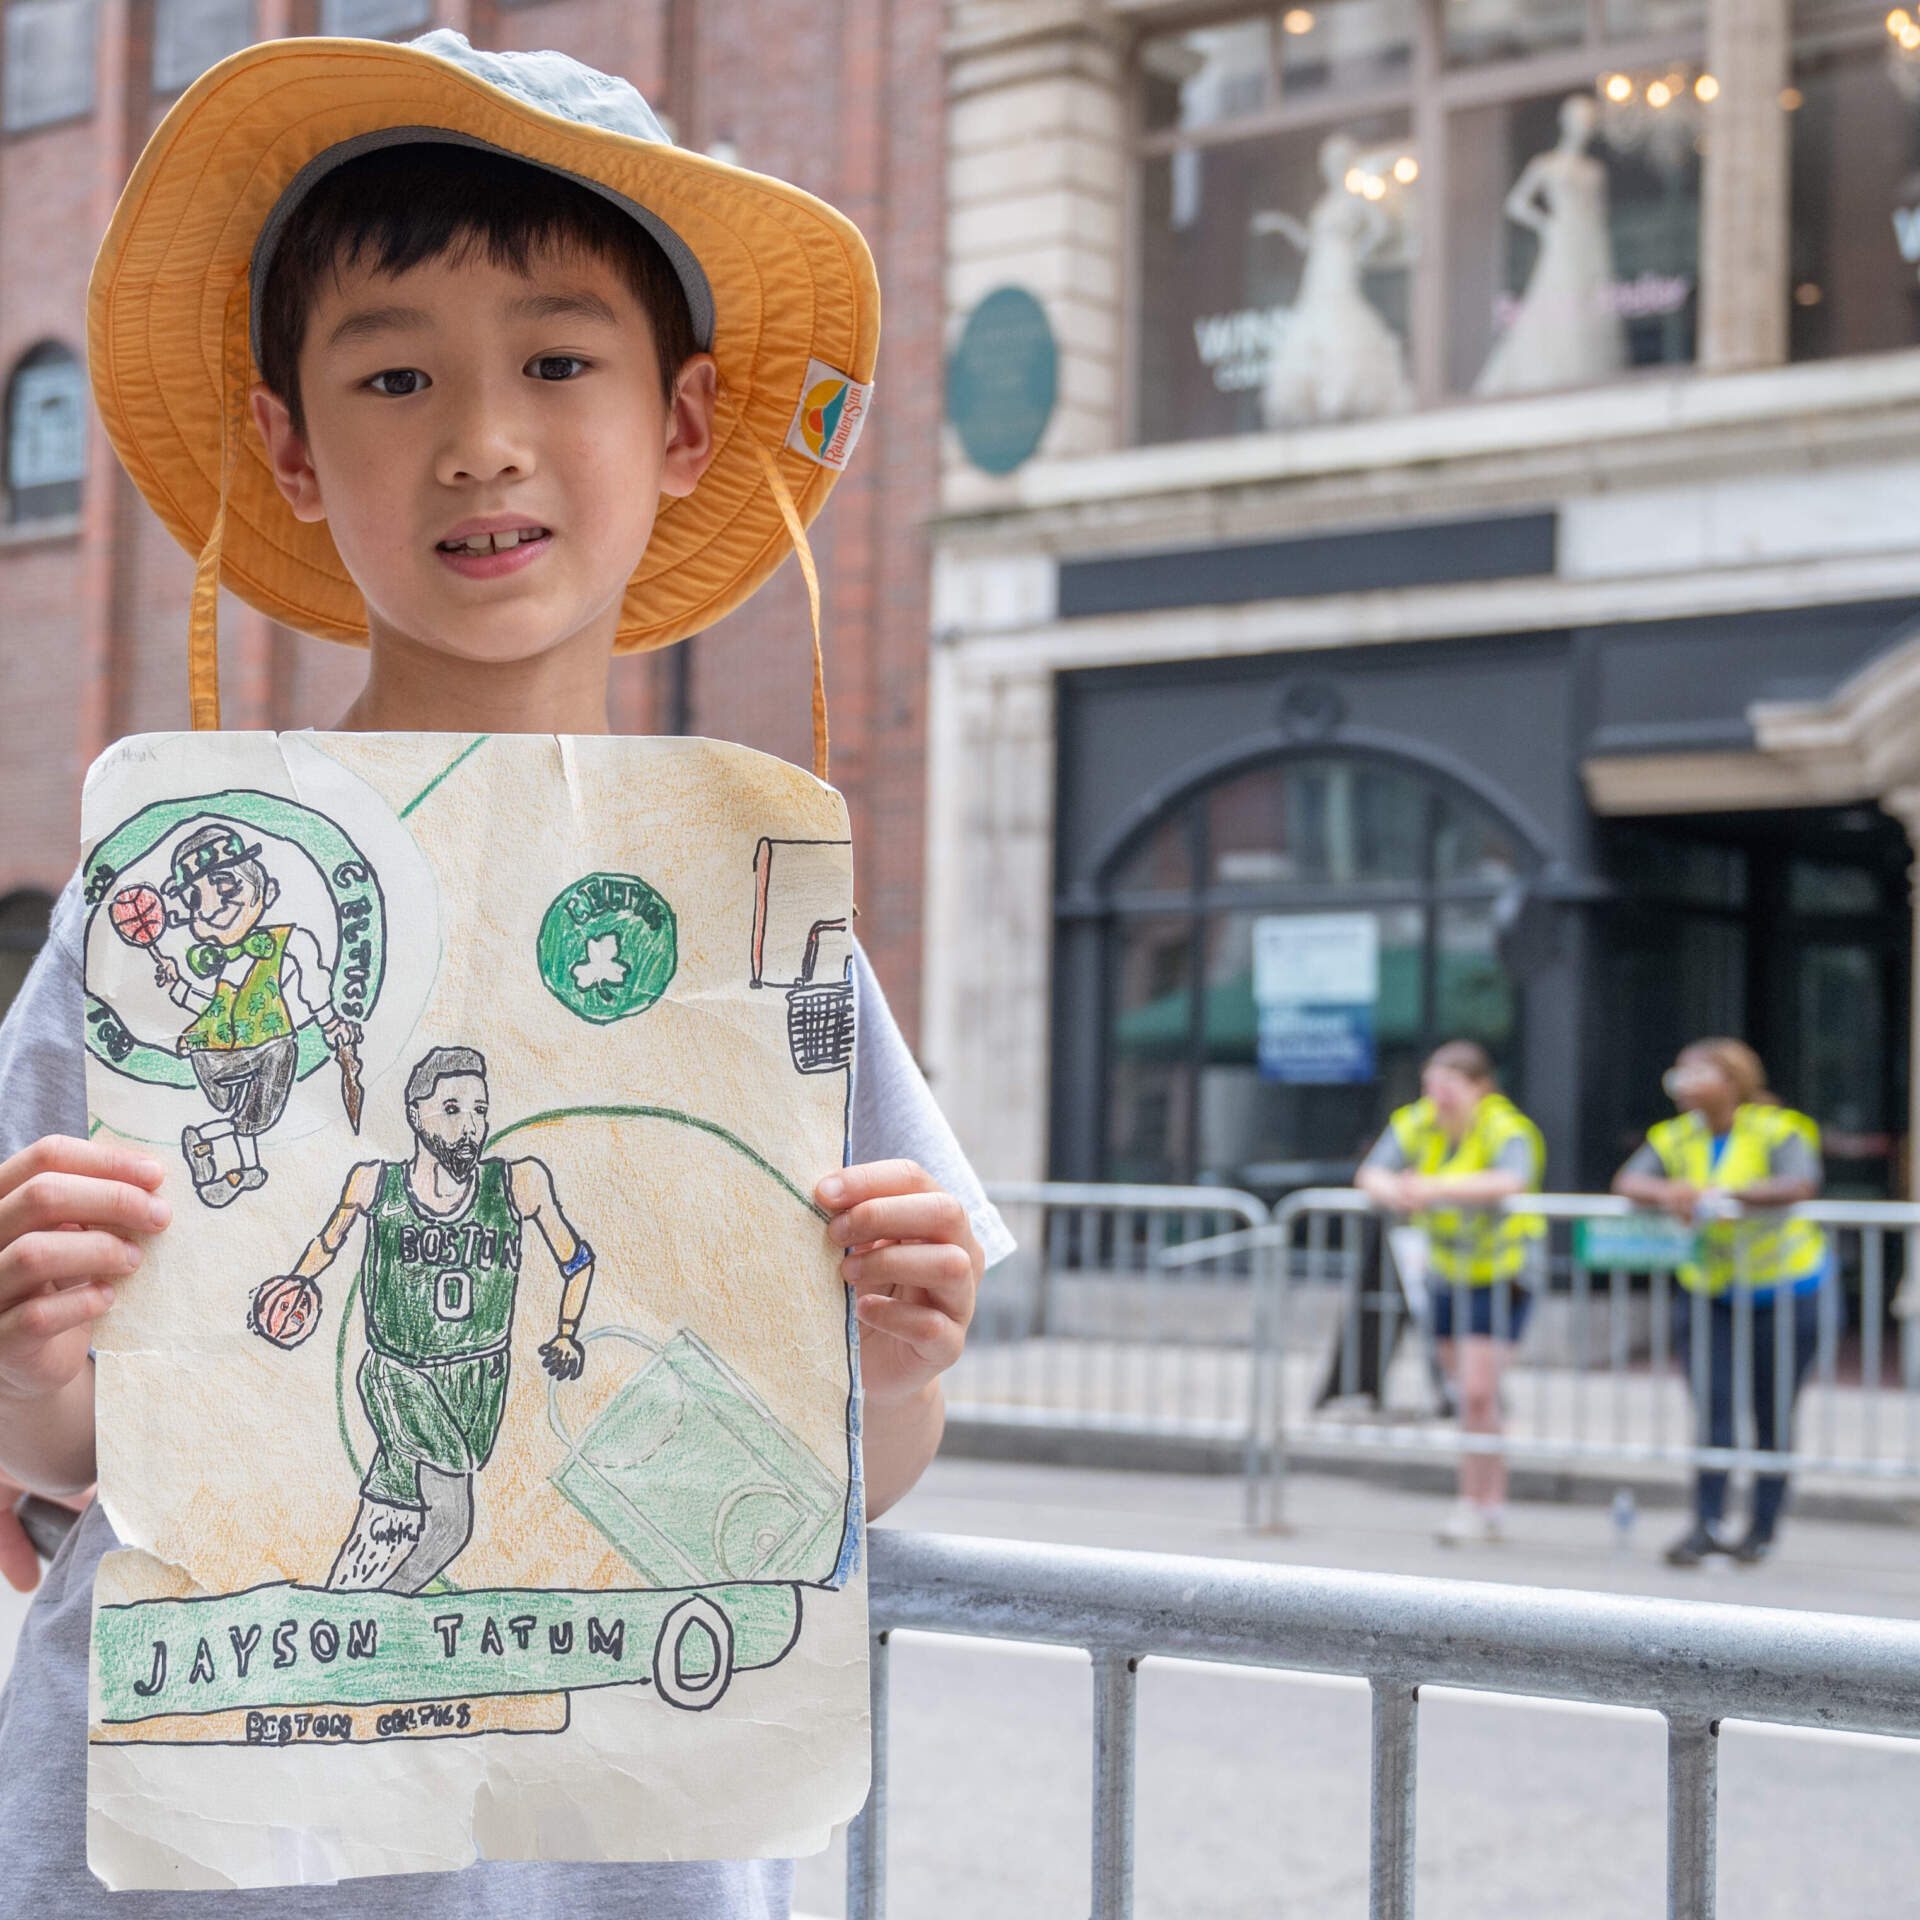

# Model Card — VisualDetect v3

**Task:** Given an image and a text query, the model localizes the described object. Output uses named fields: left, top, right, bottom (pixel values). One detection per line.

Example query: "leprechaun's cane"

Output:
left=335, top=1039, right=364, bottom=1134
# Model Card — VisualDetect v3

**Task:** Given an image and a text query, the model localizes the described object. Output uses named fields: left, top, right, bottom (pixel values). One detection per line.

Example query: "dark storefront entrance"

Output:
left=1092, top=750, right=1533, bottom=1190
left=1592, top=808, right=1911, bottom=1199
left=1050, top=602, right=1918, bottom=1202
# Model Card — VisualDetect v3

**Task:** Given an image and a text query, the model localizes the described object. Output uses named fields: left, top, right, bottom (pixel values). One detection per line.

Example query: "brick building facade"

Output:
left=0, top=0, right=943, bottom=1043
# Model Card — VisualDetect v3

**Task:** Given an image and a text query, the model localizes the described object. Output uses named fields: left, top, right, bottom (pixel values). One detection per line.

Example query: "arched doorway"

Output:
left=1091, top=750, right=1536, bottom=1191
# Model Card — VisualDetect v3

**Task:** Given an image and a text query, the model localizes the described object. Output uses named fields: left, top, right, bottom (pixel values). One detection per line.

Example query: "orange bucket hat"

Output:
left=86, top=30, right=879, bottom=777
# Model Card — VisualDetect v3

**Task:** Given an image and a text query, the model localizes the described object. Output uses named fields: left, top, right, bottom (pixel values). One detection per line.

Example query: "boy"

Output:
left=0, top=30, right=1009, bottom=1915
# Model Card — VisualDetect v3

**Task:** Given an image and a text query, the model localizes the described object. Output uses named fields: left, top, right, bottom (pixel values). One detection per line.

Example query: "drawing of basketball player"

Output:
left=149, top=825, right=362, bottom=1207
left=248, top=1046, right=596, bottom=1594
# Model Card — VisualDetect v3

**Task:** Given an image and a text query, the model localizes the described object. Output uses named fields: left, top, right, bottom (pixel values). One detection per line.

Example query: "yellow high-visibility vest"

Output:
left=1643, top=1104, right=1826, bottom=1295
left=1386, top=1092, right=1545, bottom=1286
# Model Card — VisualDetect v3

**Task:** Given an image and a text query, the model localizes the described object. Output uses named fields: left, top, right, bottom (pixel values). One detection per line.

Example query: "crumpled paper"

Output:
left=80, top=731, right=868, bottom=1889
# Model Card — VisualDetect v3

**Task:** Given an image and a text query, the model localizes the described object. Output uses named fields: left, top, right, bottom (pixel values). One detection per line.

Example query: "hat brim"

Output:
left=88, top=37, right=880, bottom=652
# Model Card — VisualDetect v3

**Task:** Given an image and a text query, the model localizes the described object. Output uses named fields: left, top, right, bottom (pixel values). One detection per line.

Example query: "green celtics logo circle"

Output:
left=81, top=789, right=386, bottom=1089
left=537, top=872, right=677, bottom=1025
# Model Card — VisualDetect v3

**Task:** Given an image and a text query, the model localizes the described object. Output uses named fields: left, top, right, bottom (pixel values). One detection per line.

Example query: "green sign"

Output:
left=946, top=285, right=1058, bottom=475
left=94, top=1578, right=799, bottom=1725
left=536, top=871, right=677, bottom=1025
left=1574, top=1215, right=1696, bottom=1272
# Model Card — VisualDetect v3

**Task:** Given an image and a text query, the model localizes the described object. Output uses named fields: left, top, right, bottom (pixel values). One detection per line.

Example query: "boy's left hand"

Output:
left=818, top=1161, right=982, bottom=1406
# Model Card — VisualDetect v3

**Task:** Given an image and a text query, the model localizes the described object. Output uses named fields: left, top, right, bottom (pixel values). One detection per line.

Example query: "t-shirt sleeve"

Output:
left=850, top=942, right=1016, bottom=1270
left=1770, top=1129, right=1822, bottom=1187
left=1619, top=1141, right=1664, bottom=1179
left=1360, top=1127, right=1409, bottom=1173
left=0, top=874, right=87, bottom=1158
left=1494, top=1132, right=1538, bottom=1182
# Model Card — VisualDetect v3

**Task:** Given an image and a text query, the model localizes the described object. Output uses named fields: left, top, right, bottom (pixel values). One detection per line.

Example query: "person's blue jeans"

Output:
left=1671, top=1287, right=1826, bottom=1540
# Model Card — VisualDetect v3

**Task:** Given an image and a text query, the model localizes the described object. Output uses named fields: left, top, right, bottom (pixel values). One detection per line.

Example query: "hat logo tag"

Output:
left=787, top=360, right=872, bottom=471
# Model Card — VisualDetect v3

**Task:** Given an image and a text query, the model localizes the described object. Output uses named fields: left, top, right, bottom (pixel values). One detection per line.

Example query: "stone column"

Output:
left=921, top=643, right=1057, bottom=1183
left=1698, top=0, right=1790, bottom=370
left=944, top=1, right=1127, bottom=499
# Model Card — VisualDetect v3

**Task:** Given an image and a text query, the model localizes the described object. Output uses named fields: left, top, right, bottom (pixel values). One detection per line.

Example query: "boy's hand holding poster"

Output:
left=80, top=729, right=867, bottom=1887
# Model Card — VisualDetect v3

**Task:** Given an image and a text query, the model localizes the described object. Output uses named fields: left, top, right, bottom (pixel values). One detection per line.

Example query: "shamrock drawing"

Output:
left=572, top=933, right=629, bottom=992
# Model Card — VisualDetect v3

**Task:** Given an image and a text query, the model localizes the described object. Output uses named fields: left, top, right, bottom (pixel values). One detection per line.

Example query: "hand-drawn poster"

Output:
left=79, top=732, right=867, bottom=1890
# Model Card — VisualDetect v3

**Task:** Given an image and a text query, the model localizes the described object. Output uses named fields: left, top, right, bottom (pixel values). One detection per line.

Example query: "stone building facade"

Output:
left=0, top=0, right=945, bottom=1040
left=929, top=0, right=1920, bottom=1198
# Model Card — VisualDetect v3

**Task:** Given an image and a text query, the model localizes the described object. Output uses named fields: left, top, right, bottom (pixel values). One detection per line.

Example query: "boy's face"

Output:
left=252, top=239, right=717, bottom=671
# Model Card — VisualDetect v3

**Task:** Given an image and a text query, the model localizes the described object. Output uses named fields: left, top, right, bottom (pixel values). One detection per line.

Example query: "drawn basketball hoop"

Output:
left=749, top=838, right=855, bottom=1076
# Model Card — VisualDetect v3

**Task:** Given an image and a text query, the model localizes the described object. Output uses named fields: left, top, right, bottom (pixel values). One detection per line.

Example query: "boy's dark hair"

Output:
left=256, top=142, right=698, bottom=436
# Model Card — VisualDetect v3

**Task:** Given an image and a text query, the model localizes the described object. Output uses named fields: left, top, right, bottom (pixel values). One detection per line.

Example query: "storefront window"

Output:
left=1448, top=81, right=1699, bottom=394
left=1789, top=7, right=1920, bottom=360
left=1445, top=0, right=1585, bottom=69
left=1273, top=0, right=1415, bottom=99
left=1138, top=112, right=1415, bottom=444
left=1134, top=1, right=1706, bottom=443
left=1141, top=17, right=1273, bottom=132
left=1604, top=0, right=1707, bottom=38
left=1097, top=753, right=1529, bottom=1190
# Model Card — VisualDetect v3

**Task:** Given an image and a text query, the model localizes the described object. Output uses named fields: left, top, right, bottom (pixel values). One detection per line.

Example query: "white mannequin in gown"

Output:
left=1474, top=94, right=1627, bottom=396
left=1253, top=132, right=1413, bottom=430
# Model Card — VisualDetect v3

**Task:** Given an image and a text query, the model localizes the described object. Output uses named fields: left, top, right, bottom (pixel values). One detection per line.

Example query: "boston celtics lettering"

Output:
left=247, top=1046, right=597, bottom=1596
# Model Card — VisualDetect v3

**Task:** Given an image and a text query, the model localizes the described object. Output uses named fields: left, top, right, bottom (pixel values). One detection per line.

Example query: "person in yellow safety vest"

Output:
left=1356, top=1039, right=1545, bottom=1548
left=1613, top=1037, right=1827, bottom=1570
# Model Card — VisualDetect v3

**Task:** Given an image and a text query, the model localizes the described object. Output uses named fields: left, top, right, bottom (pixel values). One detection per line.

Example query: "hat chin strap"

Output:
left=189, top=284, right=831, bottom=789
left=187, top=275, right=254, bottom=733
left=749, top=441, right=829, bottom=788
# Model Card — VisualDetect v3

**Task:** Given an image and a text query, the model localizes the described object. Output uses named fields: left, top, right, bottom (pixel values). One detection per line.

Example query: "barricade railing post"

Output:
left=1091, top=1650, right=1138, bottom=1920
left=1369, top=1680, right=1418, bottom=1920
left=1864, top=1225, right=1886, bottom=1458
left=1664, top=1711, right=1718, bottom=1920
left=845, top=1627, right=890, bottom=1920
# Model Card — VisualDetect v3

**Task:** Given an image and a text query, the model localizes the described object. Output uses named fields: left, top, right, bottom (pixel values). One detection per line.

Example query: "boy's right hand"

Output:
left=0, top=1136, right=167, bottom=1404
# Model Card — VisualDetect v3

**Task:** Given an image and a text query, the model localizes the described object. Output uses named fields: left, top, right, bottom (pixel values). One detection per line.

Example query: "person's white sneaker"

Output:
left=1436, top=1500, right=1503, bottom=1547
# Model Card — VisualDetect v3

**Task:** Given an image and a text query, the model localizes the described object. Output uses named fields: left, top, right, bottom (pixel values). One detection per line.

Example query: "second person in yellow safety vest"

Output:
left=1613, top=1037, right=1828, bottom=1570
left=1356, top=1039, right=1545, bottom=1548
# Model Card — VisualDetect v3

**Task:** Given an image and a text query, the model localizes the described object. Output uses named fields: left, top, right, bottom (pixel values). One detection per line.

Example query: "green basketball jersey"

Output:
left=359, top=1160, right=524, bottom=1364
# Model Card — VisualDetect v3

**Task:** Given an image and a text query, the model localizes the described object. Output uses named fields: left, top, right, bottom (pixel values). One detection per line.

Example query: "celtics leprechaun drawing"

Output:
left=145, top=824, right=363, bottom=1207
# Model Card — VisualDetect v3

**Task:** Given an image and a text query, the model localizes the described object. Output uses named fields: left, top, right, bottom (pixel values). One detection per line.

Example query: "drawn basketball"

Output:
left=248, top=1273, right=323, bottom=1350
left=109, top=885, right=166, bottom=948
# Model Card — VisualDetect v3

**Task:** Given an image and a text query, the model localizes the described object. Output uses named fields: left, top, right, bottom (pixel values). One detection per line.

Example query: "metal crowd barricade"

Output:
left=957, top=1182, right=1270, bottom=1457
left=1219, top=1190, right=1920, bottom=1526
left=962, top=1185, right=1920, bottom=1523
left=846, top=1528, right=1920, bottom=1920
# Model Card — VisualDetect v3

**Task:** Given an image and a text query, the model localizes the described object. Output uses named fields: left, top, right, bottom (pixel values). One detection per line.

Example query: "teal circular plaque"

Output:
left=946, top=286, right=1058, bottom=476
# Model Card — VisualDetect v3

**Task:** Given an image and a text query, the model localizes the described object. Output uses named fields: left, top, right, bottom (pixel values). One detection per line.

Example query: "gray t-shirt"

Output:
left=0, top=878, right=1011, bottom=1916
